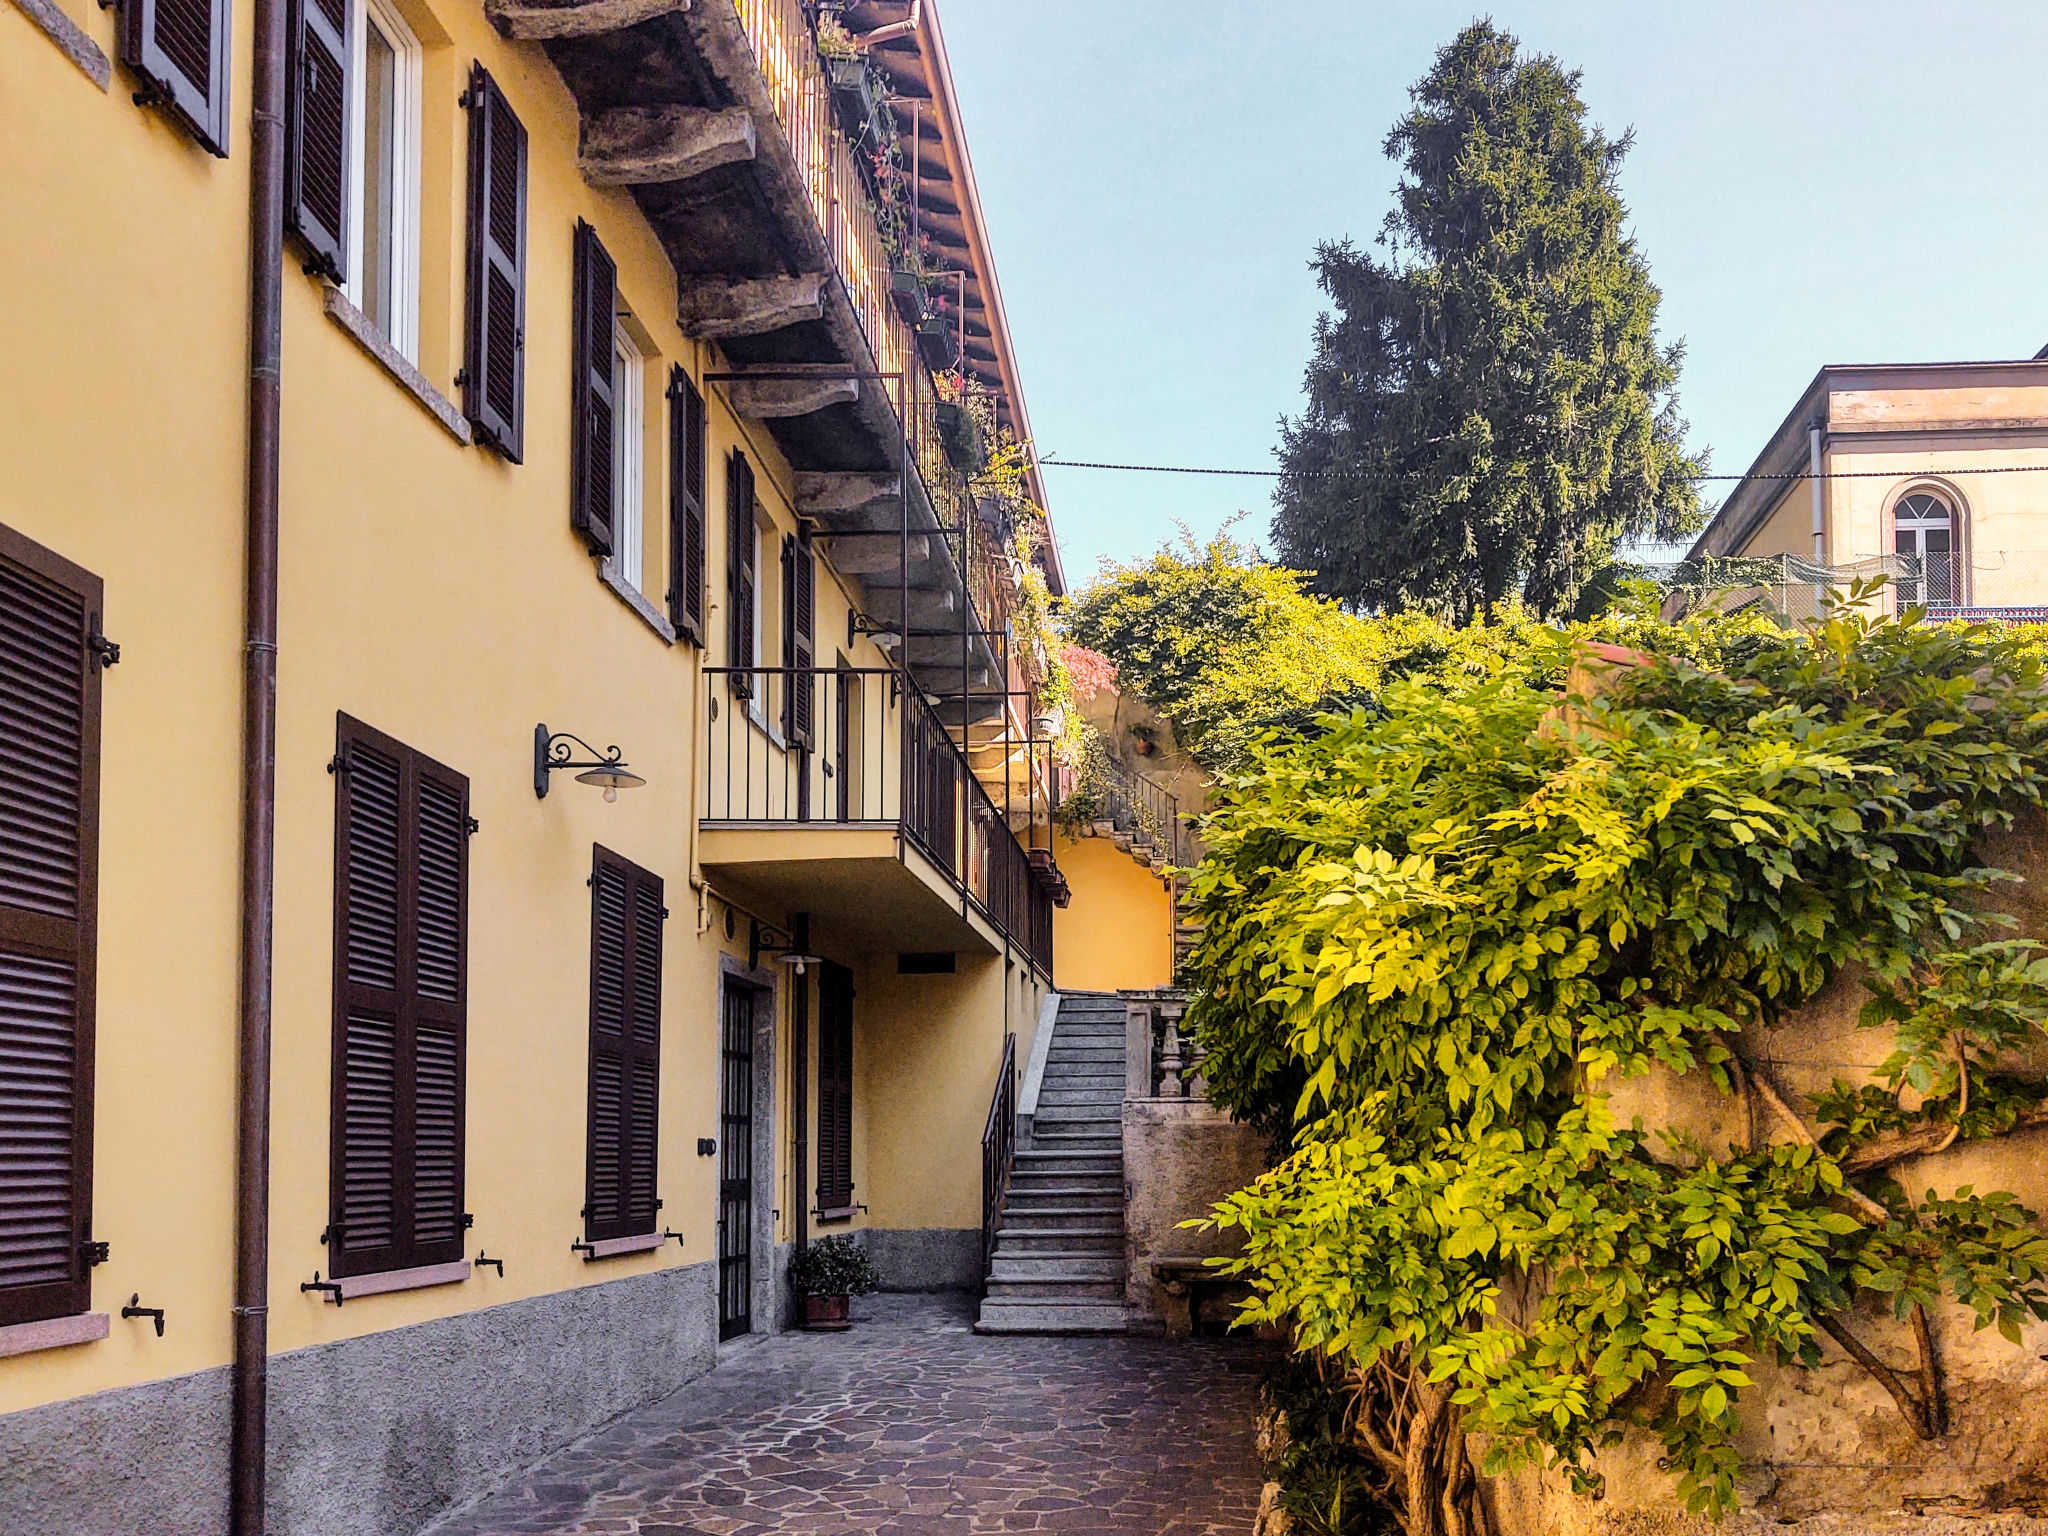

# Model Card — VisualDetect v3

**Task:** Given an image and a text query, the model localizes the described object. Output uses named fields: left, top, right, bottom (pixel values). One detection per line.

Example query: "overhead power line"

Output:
left=1037, top=457, right=2048, bottom=484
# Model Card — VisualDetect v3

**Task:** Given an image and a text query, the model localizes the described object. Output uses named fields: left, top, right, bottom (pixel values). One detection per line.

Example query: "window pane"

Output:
left=362, top=23, right=398, bottom=336
left=612, top=327, right=643, bottom=591
left=1895, top=527, right=1915, bottom=555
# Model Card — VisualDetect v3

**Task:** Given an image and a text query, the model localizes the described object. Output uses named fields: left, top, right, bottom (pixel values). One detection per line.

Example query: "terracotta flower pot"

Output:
left=802, top=1293, right=851, bottom=1332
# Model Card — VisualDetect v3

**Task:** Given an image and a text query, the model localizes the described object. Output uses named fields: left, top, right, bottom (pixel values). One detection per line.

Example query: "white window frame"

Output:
left=612, top=322, right=646, bottom=593
left=344, top=0, right=423, bottom=360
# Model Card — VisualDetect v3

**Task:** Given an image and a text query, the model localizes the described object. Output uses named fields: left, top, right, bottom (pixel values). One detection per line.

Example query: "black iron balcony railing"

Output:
left=704, top=664, right=1053, bottom=974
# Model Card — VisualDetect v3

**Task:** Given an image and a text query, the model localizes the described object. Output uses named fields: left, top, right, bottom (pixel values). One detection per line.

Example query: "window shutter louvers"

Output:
left=815, top=962, right=854, bottom=1215
left=585, top=848, right=662, bottom=1242
left=284, top=0, right=351, bottom=280
left=462, top=64, right=528, bottom=463
left=329, top=716, right=469, bottom=1279
left=666, top=370, right=707, bottom=644
left=122, top=0, right=232, bottom=157
left=726, top=452, right=756, bottom=697
left=569, top=221, right=618, bottom=557
left=783, top=535, right=815, bottom=747
left=0, top=527, right=102, bottom=1329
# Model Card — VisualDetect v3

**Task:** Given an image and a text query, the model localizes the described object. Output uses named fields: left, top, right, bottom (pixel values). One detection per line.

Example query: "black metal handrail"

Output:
left=980, top=1030, right=1017, bottom=1290
left=703, top=663, right=1053, bottom=972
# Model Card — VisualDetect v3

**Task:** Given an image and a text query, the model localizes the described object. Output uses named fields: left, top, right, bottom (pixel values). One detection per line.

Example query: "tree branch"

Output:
left=1714, top=1032, right=1891, bottom=1221
left=1841, top=1098, right=2048, bottom=1173
left=1814, top=1313, right=1936, bottom=1439
left=1912, top=1303, right=1947, bottom=1438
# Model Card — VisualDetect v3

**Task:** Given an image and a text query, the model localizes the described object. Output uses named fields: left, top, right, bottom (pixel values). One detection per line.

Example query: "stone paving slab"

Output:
left=423, top=1294, right=1271, bottom=1536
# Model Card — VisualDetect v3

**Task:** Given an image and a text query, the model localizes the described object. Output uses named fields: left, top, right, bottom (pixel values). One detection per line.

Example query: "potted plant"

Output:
left=788, top=1234, right=879, bottom=1331
left=934, top=398, right=984, bottom=475
left=916, top=315, right=958, bottom=369
left=889, top=267, right=927, bottom=322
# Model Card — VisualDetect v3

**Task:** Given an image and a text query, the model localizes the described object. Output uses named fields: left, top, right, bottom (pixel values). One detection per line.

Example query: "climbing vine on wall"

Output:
left=1187, top=596, right=2048, bottom=1533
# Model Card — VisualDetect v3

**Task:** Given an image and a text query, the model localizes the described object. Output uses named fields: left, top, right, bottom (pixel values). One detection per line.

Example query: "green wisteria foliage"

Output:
left=1189, top=602, right=2048, bottom=1518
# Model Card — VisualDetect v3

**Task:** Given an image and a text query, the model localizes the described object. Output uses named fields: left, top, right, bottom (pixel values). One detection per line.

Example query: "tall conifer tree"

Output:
left=1274, top=21, right=1702, bottom=620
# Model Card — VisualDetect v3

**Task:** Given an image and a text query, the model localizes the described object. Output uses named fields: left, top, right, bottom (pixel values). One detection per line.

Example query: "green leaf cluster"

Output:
left=1187, top=603, right=2048, bottom=1512
left=1064, top=529, right=1780, bottom=772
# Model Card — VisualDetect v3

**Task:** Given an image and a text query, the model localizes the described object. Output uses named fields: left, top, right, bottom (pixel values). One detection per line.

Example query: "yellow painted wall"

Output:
left=1053, top=832, right=1175, bottom=994
left=1, top=0, right=253, bottom=1409
left=0, top=0, right=1015, bottom=1427
left=853, top=952, right=1037, bottom=1235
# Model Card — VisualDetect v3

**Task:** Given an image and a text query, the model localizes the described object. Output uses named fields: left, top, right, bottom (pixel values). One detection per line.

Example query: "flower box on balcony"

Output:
left=916, top=317, right=958, bottom=369
left=824, top=54, right=879, bottom=136
left=889, top=268, right=927, bottom=323
left=934, top=399, right=985, bottom=475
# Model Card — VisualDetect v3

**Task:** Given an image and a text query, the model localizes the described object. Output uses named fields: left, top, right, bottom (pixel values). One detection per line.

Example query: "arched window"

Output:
left=1893, top=490, right=1962, bottom=609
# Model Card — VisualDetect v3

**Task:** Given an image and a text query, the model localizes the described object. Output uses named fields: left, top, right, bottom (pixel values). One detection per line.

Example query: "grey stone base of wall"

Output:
left=0, top=1259, right=721, bottom=1536
left=858, top=1227, right=980, bottom=1292
left=1124, top=1099, right=1269, bottom=1328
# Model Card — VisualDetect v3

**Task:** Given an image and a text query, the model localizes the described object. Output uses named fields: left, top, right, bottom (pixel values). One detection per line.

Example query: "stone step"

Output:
left=973, top=1300, right=1130, bottom=1335
left=1031, top=1130, right=1121, bottom=1146
left=1000, top=1209, right=1124, bottom=1231
left=995, top=1187, right=1114, bottom=1212
left=996, top=1231, right=1123, bottom=1257
left=1002, top=1195, right=1122, bottom=1216
left=1031, top=1115, right=1121, bottom=1130
left=1014, top=1152, right=1122, bottom=1176
left=1043, top=1064, right=1126, bottom=1077
left=987, top=1254, right=1125, bottom=1283
left=982, top=1278, right=1124, bottom=1302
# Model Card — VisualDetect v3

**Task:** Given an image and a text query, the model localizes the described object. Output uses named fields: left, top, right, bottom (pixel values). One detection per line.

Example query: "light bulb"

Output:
left=603, top=785, right=618, bottom=803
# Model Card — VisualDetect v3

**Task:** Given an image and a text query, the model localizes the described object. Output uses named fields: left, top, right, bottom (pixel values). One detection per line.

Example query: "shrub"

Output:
left=1188, top=596, right=2048, bottom=1530
left=787, top=1234, right=880, bottom=1298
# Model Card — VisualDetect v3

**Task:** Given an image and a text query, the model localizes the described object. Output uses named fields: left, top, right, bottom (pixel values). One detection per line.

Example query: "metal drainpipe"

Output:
left=232, top=0, right=288, bottom=1519
left=1809, top=423, right=1826, bottom=609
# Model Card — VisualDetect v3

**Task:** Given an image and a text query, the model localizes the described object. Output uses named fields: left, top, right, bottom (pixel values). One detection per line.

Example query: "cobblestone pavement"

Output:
left=425, top=1293, right=1271, bottom=1536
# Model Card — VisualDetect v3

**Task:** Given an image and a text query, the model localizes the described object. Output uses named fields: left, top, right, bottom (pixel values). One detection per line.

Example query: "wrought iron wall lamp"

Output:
left=751, top=912, right=823, bottom=975
left=534, top=724, right=646, bottom=801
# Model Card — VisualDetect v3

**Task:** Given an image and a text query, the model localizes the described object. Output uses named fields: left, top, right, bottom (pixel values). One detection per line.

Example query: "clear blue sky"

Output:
left=938, top=1, right=2048, bottom=587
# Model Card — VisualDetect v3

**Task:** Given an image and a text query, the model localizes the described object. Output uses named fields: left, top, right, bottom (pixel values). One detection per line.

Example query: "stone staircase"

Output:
left=974, top=992, right=1130, bottom=1334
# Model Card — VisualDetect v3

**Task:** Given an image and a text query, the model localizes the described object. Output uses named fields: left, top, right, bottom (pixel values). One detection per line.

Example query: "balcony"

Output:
left=700, top=666, right=1055, bottom=974
left=494, top=0, right=1045, bottom=711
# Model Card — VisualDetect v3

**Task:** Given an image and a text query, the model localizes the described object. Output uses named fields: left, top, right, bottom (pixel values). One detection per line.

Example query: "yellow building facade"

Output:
left=0, top=1, right=1157, bottom=1530
left=1685, top=358, right=2048, bottom=620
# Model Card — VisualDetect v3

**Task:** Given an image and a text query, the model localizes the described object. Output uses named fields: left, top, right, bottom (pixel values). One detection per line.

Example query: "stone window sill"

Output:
left=0, top=1311, right=109, bottom=1359
left=11, top=0, right=111, bottom=90
left=322, top=288, right=471, bottom=446
left=597, top=558, right=676, bottom=644
left=580, top=1232, right=668, bottom=1261
left=326, top=1259, right=474, bottom=1303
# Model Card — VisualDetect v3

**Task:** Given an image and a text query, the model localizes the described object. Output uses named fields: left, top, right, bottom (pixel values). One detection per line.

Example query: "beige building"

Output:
left=1685, top=352, right=2048, bottom=620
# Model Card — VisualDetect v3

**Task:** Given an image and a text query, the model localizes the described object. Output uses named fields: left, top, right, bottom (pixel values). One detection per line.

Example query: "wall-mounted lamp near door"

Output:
left=534, top=724, right=646, bottom=801
left=752, top=912, right=824, bottom=975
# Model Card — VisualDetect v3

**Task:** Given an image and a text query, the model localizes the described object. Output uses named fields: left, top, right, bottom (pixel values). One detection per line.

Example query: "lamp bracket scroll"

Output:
left=534, top=724, right=647, bottom=801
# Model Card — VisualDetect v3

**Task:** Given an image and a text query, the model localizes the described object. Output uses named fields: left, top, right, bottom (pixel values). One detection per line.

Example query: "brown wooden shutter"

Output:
left=726, top=452, right=756, bottom=698
left=122, top=0, right=231, bottom=157
left=815, top=962, right=854, bottom=1215
left=586, top=847, right=662, bottom=1242
left=0, top=525, right=104, bottom=1329
left=329, top=715, right=469, bottom=1279
left=569, top=221, right=618, bottom=557
left=462, top=63, right=527, bottom=463
left=284, top=0, right=351, bottom=281
left=666, top=369, right=707, bottom=644
left=782, top=535, right=815, bottom=747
